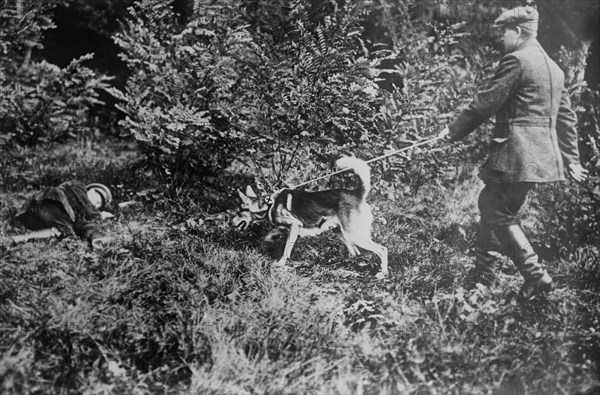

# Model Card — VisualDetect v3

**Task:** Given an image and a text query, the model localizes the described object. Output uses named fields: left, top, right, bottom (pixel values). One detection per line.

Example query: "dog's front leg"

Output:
left=274, top=223, right=300, bottom=267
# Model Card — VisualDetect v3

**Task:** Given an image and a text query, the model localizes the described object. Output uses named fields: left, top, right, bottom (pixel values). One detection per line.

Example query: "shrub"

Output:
left=112, top=0, right=499, bottom=191
left=229, top=0, right=391, bottom=188
left=111, top=0, right=387, bottom=187
left=362, top=0, right=500, bottom=194
left=110, top=0, right=253, bottom=176
left=233, top=0, right=500, bottom=190
left=0, top=55, right=112, bottom=148
left=0, top=0, right=112, bottom=149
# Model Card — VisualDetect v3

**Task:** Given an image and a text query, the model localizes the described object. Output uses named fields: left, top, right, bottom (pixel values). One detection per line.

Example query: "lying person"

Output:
left=5, top=181, right=114, bottom=249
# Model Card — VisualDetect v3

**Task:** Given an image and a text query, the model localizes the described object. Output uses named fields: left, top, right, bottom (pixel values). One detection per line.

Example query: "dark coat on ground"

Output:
left=448, top=38, right=579, bottom=183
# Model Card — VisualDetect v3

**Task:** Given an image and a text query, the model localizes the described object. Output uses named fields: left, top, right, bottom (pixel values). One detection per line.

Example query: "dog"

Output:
left=232, top=157, right=388, bottom=277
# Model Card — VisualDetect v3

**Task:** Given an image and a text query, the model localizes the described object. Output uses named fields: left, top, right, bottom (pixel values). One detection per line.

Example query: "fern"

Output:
left=112, top=0, right=391, bottom=184
left=112, top=0, right=250, bottom=173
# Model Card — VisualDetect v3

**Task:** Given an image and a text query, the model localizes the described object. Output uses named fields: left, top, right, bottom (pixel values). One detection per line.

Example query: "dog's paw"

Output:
left=375, top=271, right=388, bottom=280
left=273, top=259, right=287, bottom=267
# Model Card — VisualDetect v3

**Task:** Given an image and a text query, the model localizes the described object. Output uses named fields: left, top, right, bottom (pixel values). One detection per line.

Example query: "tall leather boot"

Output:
left=466, top=227, right=504, bottom=288
left=469, top=248, right=499, bottom=287
left=494, top=224, right=552, bottom=300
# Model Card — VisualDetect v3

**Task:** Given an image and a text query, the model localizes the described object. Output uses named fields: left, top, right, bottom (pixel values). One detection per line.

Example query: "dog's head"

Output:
left=231, top=185, right=271, bottom=230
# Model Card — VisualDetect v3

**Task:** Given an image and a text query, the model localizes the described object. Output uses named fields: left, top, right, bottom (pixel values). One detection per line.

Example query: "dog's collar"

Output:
left=252, top=209, right=270, bottom=220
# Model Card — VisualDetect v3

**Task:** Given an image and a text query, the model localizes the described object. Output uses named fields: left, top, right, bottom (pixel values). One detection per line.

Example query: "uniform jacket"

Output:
left=449, top=39, right=579, bottom=183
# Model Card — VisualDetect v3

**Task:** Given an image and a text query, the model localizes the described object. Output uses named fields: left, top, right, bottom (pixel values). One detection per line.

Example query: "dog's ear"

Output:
left=237, top=188, right=251, bottom=204
left=245, top=185, right=257, bottom=198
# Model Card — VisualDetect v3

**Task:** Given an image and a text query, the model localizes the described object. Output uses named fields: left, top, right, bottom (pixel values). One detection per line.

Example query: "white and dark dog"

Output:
left=232, top=157, right=388, bottom=277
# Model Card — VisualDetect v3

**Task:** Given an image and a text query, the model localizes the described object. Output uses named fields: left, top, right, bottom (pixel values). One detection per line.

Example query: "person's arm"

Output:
left=8, top=228, right=61, bottom=244
left=74, top=217, right=116, bottom=249
left=448, top=54, right=522, bottom=141
left=556, top=86, right=588, bottom=182
left=74, top=218, right=103, bottom=243
left=555, top=86, right=580, bottom=165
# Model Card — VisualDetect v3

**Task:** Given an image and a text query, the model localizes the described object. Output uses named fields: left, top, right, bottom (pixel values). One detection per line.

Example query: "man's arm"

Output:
left=448, top=54, right=522, bottom=141
left=556, top=86, right=588, bottom=182
left=555, top=86, right=579, bottom=166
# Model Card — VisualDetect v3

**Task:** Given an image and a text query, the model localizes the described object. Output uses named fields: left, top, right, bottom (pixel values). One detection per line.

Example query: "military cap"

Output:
left=86, top=183, right=113, bottom=209
left=493, top=6, right=539, bottom=32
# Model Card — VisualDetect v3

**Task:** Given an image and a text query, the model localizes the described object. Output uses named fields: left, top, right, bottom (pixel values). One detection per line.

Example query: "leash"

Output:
left=289, top=135, right=442, bottom=189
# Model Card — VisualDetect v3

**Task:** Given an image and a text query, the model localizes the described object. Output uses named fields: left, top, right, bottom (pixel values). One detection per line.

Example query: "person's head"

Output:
left=493, top=6, right=538, bottom=52
left=86, top=183, right=112, bottom=210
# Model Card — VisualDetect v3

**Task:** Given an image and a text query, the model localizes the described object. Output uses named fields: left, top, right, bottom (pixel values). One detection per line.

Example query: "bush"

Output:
left=111, top=0, right=387, bottom=186
left=232, top=0, right=387, bottom=188
left=0, top=55, right=112, bottom=148
left=111, top=0, right=253, bottom=176
left=359, top=0, right=499, bottom=195
left=0, top=0, right=112, bottom=149
left=111, top=0, right=498, bottom=191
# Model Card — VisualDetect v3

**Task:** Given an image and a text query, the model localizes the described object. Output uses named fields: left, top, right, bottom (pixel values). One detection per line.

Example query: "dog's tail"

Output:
left=336, top=156, right=370, bottom=200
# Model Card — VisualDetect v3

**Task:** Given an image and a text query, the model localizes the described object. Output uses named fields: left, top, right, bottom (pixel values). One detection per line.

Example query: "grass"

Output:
left=1, top=139, right=599, bottom=394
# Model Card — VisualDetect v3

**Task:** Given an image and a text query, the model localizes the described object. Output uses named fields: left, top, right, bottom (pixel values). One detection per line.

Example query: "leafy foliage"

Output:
left=358, top=0, right=499, bottom=196
left=111, top=0, right=501, bottom=191
left=111, top=0, right=387, bottom=186
left=0, top=55, right=112, bottom=147
left=0, top=0, right=57, bottom=66
left=110, top=0, right=252, bottom=175
left=232, top=0, right=386, bottom=188
left=0, top=0, right=112, bottom=149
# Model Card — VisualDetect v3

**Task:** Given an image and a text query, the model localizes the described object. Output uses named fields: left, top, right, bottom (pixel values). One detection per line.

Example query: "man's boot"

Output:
left=494, top=224, right=552, bottom=301
left=465, top=227, right=504, bottom=288
left=467, top=249, right=499, bottom=287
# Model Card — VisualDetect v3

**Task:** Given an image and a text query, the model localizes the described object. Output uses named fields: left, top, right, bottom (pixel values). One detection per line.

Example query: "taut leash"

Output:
left=289, top=135, right=442, bottom=189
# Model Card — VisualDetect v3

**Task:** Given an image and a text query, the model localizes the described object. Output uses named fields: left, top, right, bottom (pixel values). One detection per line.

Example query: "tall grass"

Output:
left=1, top=140, right=599, bottom=394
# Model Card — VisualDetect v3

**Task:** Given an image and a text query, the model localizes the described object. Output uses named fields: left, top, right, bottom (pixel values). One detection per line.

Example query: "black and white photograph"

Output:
left=1, top=0, right=599, bottom=393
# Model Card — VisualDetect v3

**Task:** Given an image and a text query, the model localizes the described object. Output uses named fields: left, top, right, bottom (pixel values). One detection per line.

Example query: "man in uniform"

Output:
left=439, top=6, right=588, bottom=301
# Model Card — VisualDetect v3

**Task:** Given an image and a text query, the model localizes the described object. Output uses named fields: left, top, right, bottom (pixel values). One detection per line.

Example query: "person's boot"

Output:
left=465, top=248, right=499, bottom=288
left=494, top=224, right=552, bottom=301
left=519, top=271, right=553, bottom=301
left=465, top=226, right=504, bottom=289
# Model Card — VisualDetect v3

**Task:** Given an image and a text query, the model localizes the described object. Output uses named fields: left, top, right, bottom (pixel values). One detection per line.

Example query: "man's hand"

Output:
left=437, top=126, right=451, bottom=142
left=567, top=163, right=589, bottom=183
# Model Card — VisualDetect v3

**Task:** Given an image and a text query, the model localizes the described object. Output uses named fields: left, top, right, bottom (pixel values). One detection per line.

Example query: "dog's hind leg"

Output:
left=334, top=228, right=360, bottom=257
left=275, top=223, right=300, bottom=267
